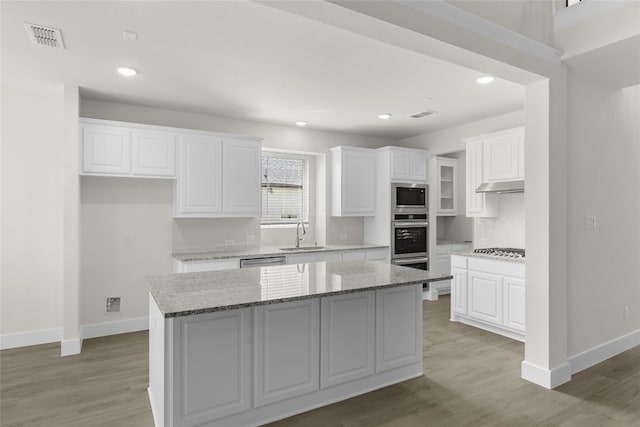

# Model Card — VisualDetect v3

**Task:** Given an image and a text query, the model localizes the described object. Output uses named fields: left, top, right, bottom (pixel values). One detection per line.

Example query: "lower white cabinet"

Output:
left=375, top=285, right=422, bottom=373
left=432, top=242, right=472, bottom=296
left=174, top=258, right=240, bottom=273
left=170, top=309, right=252, bottom=427
left=320, top=292, right=375, bottom=388
left=450, top=255, right=525, bottom=341
left=254, top=299, right=320, bottom=407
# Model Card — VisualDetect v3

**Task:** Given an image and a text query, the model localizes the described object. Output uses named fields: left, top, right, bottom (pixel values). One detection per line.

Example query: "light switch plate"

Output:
left=585, top=215, right=597, bottom=230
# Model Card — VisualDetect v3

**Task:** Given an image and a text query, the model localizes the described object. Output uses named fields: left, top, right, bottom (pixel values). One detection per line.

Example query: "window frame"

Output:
left=260, top=150, right=315, bottom=228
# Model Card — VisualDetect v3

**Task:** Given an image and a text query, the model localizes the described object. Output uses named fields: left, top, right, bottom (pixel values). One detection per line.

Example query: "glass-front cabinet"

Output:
left=436, top=157, right=457, bottom=216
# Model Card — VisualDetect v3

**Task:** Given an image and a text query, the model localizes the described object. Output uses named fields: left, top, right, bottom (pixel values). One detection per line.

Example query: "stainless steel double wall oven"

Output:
left=390, top=183, right=429, bottom=271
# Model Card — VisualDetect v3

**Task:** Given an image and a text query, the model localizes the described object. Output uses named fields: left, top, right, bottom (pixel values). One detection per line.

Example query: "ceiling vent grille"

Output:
left=24, top=22, right=65, bottom=49
left=409, top=110, right=437, bottom=119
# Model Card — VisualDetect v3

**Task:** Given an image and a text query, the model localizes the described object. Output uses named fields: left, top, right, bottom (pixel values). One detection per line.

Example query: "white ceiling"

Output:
left=2, top=1, right=524, bottom=140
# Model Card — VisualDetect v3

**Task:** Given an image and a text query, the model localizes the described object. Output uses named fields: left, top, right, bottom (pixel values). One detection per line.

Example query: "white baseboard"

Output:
left=80, top=317, right=149, bottom=339
left=61, top=338, right=83, bottom=356
left=521, top=360, right=572, bottom=389
left=0, top=327, right=62, bottom=350
left=568, top=328, right=640, bottom=374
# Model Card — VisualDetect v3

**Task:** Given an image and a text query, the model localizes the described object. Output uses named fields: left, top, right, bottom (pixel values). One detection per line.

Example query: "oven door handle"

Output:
left=393, top=257, right=430, bottom=265
left=393, top=222, right=429, bottom=227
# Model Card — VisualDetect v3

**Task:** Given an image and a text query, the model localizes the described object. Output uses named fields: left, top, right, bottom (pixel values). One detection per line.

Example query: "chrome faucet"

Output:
left=296, top=220, right=306, bottom=248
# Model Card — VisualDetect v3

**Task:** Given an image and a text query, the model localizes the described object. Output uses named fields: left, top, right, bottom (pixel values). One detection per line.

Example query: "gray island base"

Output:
left=148, top=260, right=452, bottom=427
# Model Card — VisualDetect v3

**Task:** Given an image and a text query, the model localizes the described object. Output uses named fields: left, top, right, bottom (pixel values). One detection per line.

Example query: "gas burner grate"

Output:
left=473, top=247, right=525, bottom=258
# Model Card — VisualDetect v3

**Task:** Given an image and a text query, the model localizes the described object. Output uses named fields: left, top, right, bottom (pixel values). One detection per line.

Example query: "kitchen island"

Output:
left=148, top=260, right=451, bottom=427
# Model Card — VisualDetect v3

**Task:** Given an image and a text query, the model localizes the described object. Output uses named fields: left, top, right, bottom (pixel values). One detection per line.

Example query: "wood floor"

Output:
left=2, top=296, right=639, bottom=427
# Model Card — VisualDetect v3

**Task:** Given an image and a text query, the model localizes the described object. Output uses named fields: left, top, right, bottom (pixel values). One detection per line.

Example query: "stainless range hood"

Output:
left=475, top=180, right=524, bottom=194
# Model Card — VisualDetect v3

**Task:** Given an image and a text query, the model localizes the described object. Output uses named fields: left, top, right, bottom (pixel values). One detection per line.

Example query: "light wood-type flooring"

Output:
left=1, top=296, right=639, bottom=427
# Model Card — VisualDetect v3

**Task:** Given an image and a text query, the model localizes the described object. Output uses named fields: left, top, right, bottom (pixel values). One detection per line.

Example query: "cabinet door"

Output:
left=390, top=150, right=411, bottom=182
left=465, top=141, right=484, bottom=215
left=81, top=125, right=131, bottom=175
left=468, top=270, right=503, bottom=324
left=365, top=248, right=389, bottom=262
left=517, top=132, right=525, bottom=179
left=342, top=250, right=365, bottom=261
left=132, top=131, right=175, bottom=177
left=178, top=258, right=240, bottom=273
left=451, top=267, right=468, bottom=315
left=320, top=291, right=375, bottom=388
left=175, top=135, right=222, bottom=216
left=343, top=149, right=376, bottom=215
left=222, top=139, right=261, bottom=215
left=483, top=133, right=520, bottom=182
left=375, top=285, right=422, bottom=373
left=254, top=299, right=320, bottom=407
left=503, top=276, right=525, bottom=332
left=286, top=251, right=342, bottom=264
left=437, top=158, right=457, bottom=216
left=409, top=151, right=428, bottom=182
left=171, top=309, right=251, bottom=426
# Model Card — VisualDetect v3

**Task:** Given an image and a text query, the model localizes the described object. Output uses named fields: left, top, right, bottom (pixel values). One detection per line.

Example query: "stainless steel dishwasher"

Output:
left=239, top=256, right=286, bottom=268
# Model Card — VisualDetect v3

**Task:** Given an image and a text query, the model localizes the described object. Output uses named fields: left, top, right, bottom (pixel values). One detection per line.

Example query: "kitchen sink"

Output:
left=280, top=246, right=327, bottom=251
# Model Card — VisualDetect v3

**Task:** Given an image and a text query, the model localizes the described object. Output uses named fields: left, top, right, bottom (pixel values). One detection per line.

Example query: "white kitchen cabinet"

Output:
left=468, top=270, right=503, bottom=325
left=175, top=135, right=223, bottom=216
left=341, top=251, right=365, bottom=261
left=131, top=130, right=176, bottom=177
left=375, top=285, right=422, bottom=373
left=222, top=139, right=261, bottom=214
left=436, top=157, right=457, bottom=216
left=364, top=247, right=389, bottom=262
left=80, top=120, right=177, bottom=178
left=431, top=243, right=471, bottom=296
left=503, top=277, right=525, bottom=332
left=320, top=291, right=375, bottom=388
left=81, top=124, right=132, bottom=176
left=173, top=258, right=240, bottom=273
left=464, top=140, right=497, bottom=218
left=254, top=299, right=320, bottom=407
left=388, top=147, right=428, bottom=183
left=450, top=255, right=525, bottom=341
left=174, top=136, right=261, bottom=218
left=483, top=127, right=524, bottom=183
left=170, top=308, right=252, bottom=426
left=286, top=251, right=342, bottom=264
left=330, top=146, right=376, bottom=216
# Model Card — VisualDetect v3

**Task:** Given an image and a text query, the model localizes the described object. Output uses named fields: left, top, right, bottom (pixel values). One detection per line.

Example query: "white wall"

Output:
left=0, top=83, right=65, bottom=343
left=566, top=76, right=640, bottom=357
left=78, top=99, right=394, bottom=329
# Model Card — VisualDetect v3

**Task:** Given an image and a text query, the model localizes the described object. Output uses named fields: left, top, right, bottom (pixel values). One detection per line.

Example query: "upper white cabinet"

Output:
left=131, top=130, right=176, bottom=177
left=387, top=147, right=428, bottom=183
left=80, top=119, right=175, bottom=178
left=436, top=157, right=457, bottom=216
left=174, top=136, right=261, bottom=218
left=482, top=127, right=524, bottom=182
left=465, top=141, right=496, bottom=217
left=330, top=146, right=376, bottom=216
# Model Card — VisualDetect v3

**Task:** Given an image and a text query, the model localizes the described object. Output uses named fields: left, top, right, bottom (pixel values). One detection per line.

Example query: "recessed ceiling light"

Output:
left=378, top=113, right=392, bottom=120
left=296, top=121, right=308, bottom=127
left=117, top=67, right=138, bottom=77
left=476, top=76, right=494, bottom=84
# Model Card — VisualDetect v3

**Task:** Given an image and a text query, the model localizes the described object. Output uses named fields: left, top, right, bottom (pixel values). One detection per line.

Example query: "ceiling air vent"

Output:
left=410, top=110, right=437, bottom=119
left=24, top=22, right=65, bottom=49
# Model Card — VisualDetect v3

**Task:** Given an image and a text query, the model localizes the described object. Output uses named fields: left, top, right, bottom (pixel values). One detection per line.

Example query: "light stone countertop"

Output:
left=172, top=243, right=389, bottom=262
left=148, top=260, right=452, bottom=318
left=450, top=250, right=526, bottom=264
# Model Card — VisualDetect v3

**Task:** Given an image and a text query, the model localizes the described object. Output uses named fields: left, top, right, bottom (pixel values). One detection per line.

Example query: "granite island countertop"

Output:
left=173, top=243, right=389, bottom=262
left=450, top=250, right=526, bottom=264
left=149, top=260, right=452, bottom=318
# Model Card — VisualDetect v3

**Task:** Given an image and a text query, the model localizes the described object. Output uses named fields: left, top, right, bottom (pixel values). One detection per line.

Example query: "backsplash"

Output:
left=172, top=217, right=261, bottom=252
left=474, top=192, right=525, bottom=249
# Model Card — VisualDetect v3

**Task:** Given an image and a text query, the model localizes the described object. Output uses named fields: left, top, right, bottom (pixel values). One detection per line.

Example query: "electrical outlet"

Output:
left=224, top=239, right=234, bottom=246
left=246, top=235, right=256, bottom=245
left=106, top=296, right=121, bottom=313
left=624, top=306, right=630, bottom=320
left=585, top=215, right=597, bottom=230
left=123, top=235, right=133, bottom=247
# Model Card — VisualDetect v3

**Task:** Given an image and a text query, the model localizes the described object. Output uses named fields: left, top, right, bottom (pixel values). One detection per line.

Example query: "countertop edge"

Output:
left=449, top=250, right=526, bottom=264
left=160, top=275, right=452, bottom=318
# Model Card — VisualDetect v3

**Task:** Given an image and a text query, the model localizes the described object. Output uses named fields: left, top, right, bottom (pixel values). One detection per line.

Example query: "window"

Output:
left=261, top=153, right=311, bottom=225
